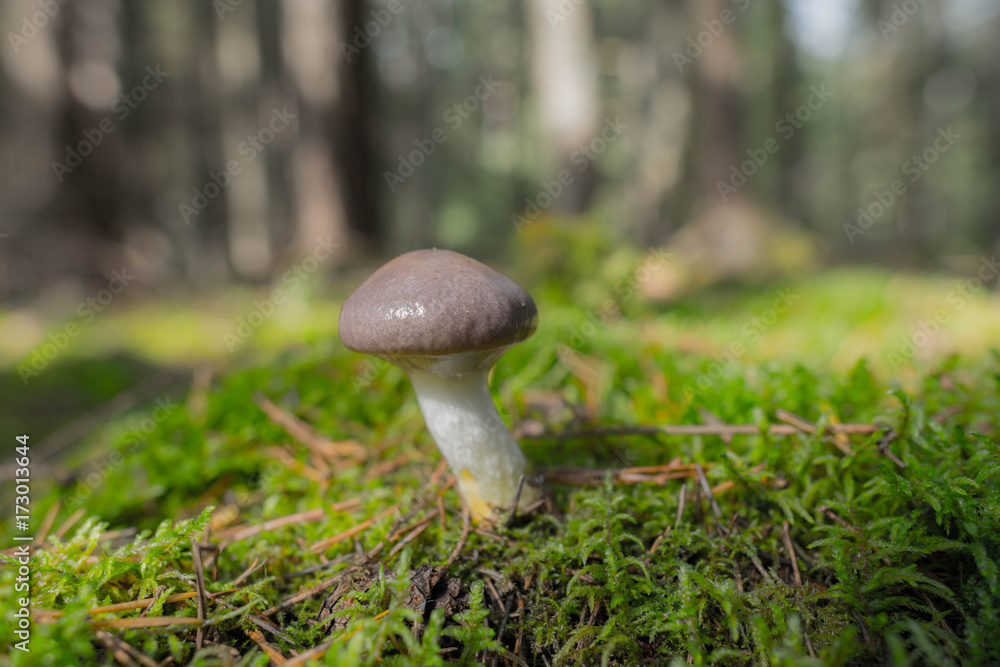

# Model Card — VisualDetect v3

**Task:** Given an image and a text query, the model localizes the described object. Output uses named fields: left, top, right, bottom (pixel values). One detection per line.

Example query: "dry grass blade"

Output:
left=214, top=597, right=298, bottom=646
left=53, top=508, right=87, bottom=540
left=775, top=408, right=817, bottom=433
left=191, top=538, right=208, bottom=649
left=694, top=465, right=724, bottom=521
left=541, top=463, right=701, bottom=486
left=782, top=521, right=802, bottom=586
left=35, top=592, right=201, bottom=621
left=253, top=391, right=367, bottom=461
left=446, top=510, right=472, bottom=567
left=248, top=629, right=287, bottom=665
left=776, top=408, right=854, bottom=455
left=36, top=500, right=61, bottom=545
left=649, top=482, right=686, bottom=554
left=140, top=586, right=165, bottom=618
left=876, top=430, right=907, bottom=468
left=219, top=507, right=329, bottom=545
left=263, top=566, right=357, bottom=617
left=232, top=557, right=264, bottom=588
left=95, top=629, right=159, bottom=667
left=309, top=505, right=398, bottom=553
left=388, top=519, right=434, bottom=557
left=506, top=475, right=526, bottom=527
left=94, top=629, right=141, bottom=667
left=91, top=617, right=204, bottom=629
left=284, top=639, right=333, bottom=667
left=523, top=422, right=881, bottom=439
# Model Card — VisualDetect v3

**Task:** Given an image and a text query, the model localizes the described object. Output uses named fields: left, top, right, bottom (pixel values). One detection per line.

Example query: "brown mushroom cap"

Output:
left=339, top=249, right=537, bottom=374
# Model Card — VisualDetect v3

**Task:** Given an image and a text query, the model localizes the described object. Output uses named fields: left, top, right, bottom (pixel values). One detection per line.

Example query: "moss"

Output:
left=1, top=274, right=999, bottom=665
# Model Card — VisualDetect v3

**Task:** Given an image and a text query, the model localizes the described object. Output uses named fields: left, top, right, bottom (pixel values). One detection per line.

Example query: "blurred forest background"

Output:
left=1, top=0, right=998, bottom=303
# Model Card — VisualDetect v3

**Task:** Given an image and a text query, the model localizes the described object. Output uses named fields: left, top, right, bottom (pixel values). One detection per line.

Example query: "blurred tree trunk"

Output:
left=49, top=0, right=125, bottom=283
left=0, top=0, right=65, bottom=297
left=214, top=0, right=272, bottom=280
left=687, top=0, right=741, bottom=202
left=281, top=0, right=371, bottom=262
left=524, top=0, right=600, bottom=215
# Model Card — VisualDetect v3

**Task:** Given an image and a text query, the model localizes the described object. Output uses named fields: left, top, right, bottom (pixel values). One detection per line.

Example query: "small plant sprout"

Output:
left=339, top=248, right=540, bottom=523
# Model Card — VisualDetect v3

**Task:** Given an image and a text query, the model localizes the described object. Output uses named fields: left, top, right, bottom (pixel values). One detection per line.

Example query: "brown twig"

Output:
left=263, top=566, right=357, bottom=617
left=35, top=501, right=61, bottom=545
left=231, top=557, right=264, bottom=588
left=694, top=465, right=723, bottom=520
left=191, top=539, right=208, bottom=649
left=776, top=409, right=854, bottom=455
left=284, top=640, right=333, bottom=667
left=930, top=404, right=963, bottom=423
left=505, top=475, right=526, bottom=528
left=446, top=510, right=472, bottom=567
left=387, top=517, right=435, bottom=558
left=475, top=527, right=517, bottom=547
left=649, top=482, right=686, bottom=555
left=309, top=506, right=398, bottom=554
left=253, top=391, right=367, bottom=461
left=213, top=597, right=297, bottom=646
left=804, top=628, right=817, bottom=658
left=53, top=508, right=86, bottom=540
left=818, top=505, right=854, bottom=531
left=697, top=406, right=732, bottom=444
left=876, top=430, right=907, bottom=468
left=248, top=629, right=287, bottom=665
left=522, top=422, right=881, bottom=440
left=139, top=585, right=165, bottom=618
left=541, top=462, right=700, bottom=487
left=95, top=629, right=159, bottom=667
left=782, top=521, right=802, bottom=586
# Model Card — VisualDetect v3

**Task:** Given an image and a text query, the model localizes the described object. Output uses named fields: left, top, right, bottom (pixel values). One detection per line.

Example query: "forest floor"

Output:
left=1, top=265, right=999, bottom=666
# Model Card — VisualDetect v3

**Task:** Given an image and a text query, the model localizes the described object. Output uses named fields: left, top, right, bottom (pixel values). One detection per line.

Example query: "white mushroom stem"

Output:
left=407, top=369, right=538, bottom=522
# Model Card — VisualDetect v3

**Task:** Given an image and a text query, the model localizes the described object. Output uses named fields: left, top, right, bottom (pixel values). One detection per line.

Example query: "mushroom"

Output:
left=339, top=249, right=539, bottom=522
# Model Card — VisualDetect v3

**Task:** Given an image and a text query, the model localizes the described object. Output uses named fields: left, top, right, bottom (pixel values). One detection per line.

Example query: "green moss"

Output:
left=1, top=273, right=999, bottom=665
